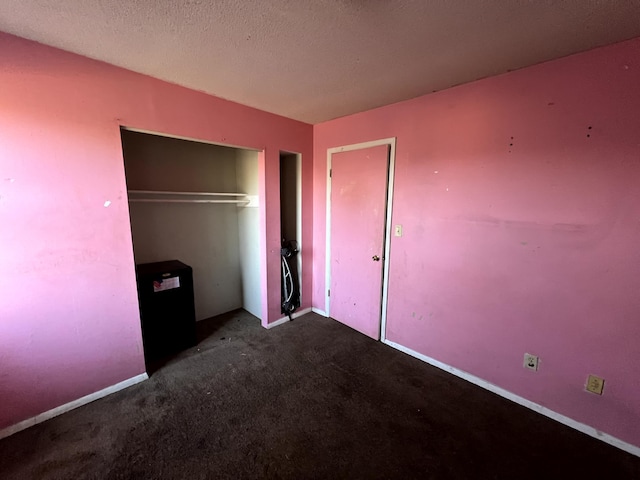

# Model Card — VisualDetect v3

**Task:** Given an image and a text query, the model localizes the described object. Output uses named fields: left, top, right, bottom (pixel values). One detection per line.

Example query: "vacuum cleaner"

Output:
left=280, top=239, right=300, bottom=320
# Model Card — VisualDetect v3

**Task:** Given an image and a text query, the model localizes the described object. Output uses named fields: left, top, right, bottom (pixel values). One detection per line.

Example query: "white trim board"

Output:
left=311, top=307, right=328, bottom=317
left=265, top=307, right=312, bottom=329
left=383, top=339, right=640, bottom=458
left=0, top=372, right=149, bottom=441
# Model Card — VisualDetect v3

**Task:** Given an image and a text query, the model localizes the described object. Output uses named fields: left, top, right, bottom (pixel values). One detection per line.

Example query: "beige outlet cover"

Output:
left=586, top=374, right=605, bottom=395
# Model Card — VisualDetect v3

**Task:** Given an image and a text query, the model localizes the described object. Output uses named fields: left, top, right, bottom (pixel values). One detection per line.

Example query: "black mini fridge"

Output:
left=136, top=260, right=197, bottom=363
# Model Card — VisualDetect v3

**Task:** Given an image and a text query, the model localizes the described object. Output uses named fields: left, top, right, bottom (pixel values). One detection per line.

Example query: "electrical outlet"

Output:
left=394, top=225, right=403, bottom=237
left=586, top=374, right=605, bottom=395
left=523, top=353, right=539, bottom=371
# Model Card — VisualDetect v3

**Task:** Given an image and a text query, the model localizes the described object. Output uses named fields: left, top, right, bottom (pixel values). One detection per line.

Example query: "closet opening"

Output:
left=279, top=151, right=302, bottom=316
left=120, top=128, right=261, bottom=369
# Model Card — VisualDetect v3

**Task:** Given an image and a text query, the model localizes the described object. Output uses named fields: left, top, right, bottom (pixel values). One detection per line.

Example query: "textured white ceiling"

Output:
left=1, top=1, right=639, bottom=123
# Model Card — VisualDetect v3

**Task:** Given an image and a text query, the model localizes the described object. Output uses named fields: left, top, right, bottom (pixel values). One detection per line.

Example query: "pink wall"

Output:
left=0, top=32, right=312, bottom=431
left=313, top=38, right=640, bottom=447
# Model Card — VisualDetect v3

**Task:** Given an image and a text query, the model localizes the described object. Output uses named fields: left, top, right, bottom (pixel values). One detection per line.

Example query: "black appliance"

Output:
left=135, top=260, right=197, bottom=362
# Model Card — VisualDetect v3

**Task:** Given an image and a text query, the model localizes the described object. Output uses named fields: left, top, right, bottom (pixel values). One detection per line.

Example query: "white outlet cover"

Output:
left=523, top=353, right=539, bottom=371
left=394, top=225, right=403, bottom=237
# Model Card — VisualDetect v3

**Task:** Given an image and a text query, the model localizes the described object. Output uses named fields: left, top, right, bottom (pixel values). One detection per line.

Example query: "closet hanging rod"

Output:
left=127, top=190, right=247, bottom=197
left=129, top=199, right=249, bottom=204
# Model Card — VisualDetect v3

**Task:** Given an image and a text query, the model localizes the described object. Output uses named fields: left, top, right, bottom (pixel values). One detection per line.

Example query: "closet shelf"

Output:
left=127, top=190, right=254, bottom=205
left=128, top=189, right=247, bottom=197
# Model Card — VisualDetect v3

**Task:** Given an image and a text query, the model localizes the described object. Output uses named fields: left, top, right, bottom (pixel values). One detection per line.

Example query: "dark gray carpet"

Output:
left=1, top=311, right=638, bottom=479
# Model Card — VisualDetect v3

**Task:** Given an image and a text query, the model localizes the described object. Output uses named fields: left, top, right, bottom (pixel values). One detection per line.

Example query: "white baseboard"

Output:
left=0, top=372, right=149, bottom=441
left=311, top=307, right=328, bottom=317
left=383, top=339, right=640, bottom=458
left=266, top=307, right=313, bottom=329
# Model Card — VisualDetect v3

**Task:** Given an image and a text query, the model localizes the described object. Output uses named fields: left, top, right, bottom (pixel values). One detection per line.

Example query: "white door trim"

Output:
left=325, top=137, right=397, bottom=341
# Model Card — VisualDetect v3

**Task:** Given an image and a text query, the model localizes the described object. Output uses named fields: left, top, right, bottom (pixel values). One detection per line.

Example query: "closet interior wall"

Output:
left=236, top=149, right=261, bottom=318
left=121, top=129, right=260, bottom=321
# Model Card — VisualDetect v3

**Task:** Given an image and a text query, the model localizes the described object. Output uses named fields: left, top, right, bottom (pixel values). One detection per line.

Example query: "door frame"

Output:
left=325, top=137, right=397, bottom=341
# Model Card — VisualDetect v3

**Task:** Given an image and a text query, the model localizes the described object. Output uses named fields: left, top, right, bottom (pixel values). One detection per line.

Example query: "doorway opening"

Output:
left=120, top=128, right=262, bottom=369
left=279, top=151, right=302, bottom=316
